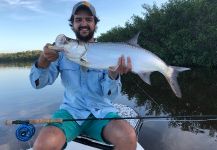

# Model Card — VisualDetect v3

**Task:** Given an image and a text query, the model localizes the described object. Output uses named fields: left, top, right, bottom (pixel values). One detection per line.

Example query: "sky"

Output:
left=0, top=0, right=168, bottom=52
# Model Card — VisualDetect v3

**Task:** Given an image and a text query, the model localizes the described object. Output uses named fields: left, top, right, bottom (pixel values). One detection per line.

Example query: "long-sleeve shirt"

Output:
left=30, top=52, right=122, bottom=125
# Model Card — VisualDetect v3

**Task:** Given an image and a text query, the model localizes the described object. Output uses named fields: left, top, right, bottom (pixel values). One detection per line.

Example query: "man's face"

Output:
left=73, top=9, right=96, bottom=42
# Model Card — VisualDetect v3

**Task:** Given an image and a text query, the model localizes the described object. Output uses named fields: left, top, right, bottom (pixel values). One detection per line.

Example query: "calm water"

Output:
left=0, top=64, right=216, bottom=150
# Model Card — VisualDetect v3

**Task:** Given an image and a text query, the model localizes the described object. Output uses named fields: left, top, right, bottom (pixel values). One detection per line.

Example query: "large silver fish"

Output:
left=50, top=33, right=190, bottom=98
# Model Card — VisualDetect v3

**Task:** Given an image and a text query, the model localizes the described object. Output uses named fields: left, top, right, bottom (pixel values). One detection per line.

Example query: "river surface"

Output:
left=0, top=64, right=216, bottom=150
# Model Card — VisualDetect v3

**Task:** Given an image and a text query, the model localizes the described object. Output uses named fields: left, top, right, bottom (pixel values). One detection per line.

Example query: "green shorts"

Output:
left=47, top=109, right=120, bottom=143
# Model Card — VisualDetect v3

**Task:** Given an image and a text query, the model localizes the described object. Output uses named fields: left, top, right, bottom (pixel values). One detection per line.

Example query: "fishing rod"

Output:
left=5, top=115, right=217, bottom=125
left=4, top=115, right=217, bottom=142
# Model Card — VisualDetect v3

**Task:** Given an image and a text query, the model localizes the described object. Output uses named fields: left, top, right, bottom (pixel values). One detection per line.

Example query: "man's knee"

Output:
left=103, top=120, right=137, bottom=149
left=118, top=126, right=137, bottom=144
left=113, top=125, right=137, bottom=150
left=33, top=126, right=66, bottom=150
left=126, top=128, right=137, bottom=145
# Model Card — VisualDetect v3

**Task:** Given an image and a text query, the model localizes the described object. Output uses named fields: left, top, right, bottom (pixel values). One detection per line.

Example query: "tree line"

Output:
left=0, top=50, right=41, bottom=63
left=98, top=0, right=217, bottom=68
left=1, top=0, right=217, bottom=67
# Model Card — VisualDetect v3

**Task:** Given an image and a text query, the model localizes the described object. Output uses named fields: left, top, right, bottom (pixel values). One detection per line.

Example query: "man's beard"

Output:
left=74, top=26, right=95, bottom=42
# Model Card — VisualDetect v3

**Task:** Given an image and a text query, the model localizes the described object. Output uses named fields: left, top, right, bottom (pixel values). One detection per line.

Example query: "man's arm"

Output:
left=101, top=56, right=132, bottom=100
left=29, top=43, right=60, bottom=89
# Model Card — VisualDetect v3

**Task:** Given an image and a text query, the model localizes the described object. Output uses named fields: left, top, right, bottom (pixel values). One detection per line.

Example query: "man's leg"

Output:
left=33, top=109, right=81, bottom=150
left=82, top=113, right=137, bottom=150
left=33, top=126, right=66, bottom=150
left=103, top=120, right=137, bottom=150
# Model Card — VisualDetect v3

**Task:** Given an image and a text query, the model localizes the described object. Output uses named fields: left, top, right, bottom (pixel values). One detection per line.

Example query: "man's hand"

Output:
left=108, top=55, right=132, bottom=80
left=37, top=43, right=59, bottom=68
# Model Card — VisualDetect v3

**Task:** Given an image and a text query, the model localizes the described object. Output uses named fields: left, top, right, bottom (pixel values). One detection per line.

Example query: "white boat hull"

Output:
left=65, top=141, right=144, bottom=150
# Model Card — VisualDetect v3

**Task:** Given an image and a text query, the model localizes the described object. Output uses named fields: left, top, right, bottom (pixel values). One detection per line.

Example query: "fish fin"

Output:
left=127, top=32, right=141, bottom=47
left=166, top=66, right=190, bottom=98
left=138, top=72, right=152, bottom=85
left=170, top=66, right=190, bottom=72
left=109, top=64, right=120, bottom=72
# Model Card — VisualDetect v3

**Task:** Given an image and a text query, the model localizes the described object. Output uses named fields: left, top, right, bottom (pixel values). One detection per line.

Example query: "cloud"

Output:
left=0, top=0, right=93, bottom=20
left=2, top=0, right=37, bottom=5
left=1, top=0, right=91, bottom=13
left=1, top=0, right=46, bottom=13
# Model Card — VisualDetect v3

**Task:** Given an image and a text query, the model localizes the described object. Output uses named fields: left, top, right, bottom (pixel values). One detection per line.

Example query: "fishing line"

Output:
left=133, top=75, right=160, bottom=106
left=130, top=74, right=168, bottom=115
left=5, top=115, right=217, bottom=125
left=142, top=119, right=217, bottom=123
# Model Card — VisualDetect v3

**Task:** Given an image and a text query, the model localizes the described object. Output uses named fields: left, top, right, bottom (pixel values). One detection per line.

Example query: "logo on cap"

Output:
left=71, top=1, right=99, bottom=22
left=82, top=1, right=91, bottom=7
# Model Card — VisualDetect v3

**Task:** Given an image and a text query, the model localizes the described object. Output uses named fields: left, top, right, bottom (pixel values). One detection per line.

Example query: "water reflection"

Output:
left=140, top=121, right=217, bottom=150
left=121, top=68, right=217, bottom=139
left=0, top=65, right=217, bottom=150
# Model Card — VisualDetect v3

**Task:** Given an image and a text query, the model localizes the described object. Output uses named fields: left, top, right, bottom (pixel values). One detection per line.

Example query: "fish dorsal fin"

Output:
left=138, top=72, right=152, bottom=85
left=127, top=32, right=141, bottom=47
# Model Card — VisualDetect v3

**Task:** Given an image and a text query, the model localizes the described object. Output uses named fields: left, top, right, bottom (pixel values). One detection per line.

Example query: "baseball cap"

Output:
left=72, top=1, right=99, bottom=22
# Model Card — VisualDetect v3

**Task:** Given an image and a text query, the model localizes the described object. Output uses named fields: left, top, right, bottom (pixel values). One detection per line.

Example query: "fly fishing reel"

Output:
left=15, top=123, right=35, bottom=142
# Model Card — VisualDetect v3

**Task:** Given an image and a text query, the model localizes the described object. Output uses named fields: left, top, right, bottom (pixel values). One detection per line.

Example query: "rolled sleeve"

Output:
left=29, top=61, right=59, bottom=89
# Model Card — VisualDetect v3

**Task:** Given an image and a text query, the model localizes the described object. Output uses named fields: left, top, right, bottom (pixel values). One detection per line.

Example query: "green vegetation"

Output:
left=0, top=50, right=41, bottom=63
left=98, top=0, right=217, bottom=68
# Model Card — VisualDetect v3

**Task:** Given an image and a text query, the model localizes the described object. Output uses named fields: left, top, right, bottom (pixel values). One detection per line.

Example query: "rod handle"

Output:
left=5, top=119, right=63, bottom=125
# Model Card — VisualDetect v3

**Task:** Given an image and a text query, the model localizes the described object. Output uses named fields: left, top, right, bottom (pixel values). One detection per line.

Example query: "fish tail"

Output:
left=165, top=66, right=190, bottom=98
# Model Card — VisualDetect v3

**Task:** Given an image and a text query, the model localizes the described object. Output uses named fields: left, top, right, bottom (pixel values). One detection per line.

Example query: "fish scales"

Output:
left=86, top=42, right=167, bottom=73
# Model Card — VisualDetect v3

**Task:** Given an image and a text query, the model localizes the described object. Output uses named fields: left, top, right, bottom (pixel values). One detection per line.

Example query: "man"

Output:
left=30, top=1, right=137, bottom=150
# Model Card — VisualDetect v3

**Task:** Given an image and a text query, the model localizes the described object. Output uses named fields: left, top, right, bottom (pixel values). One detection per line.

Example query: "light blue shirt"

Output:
left=30, top=52, right=121, bottom=124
